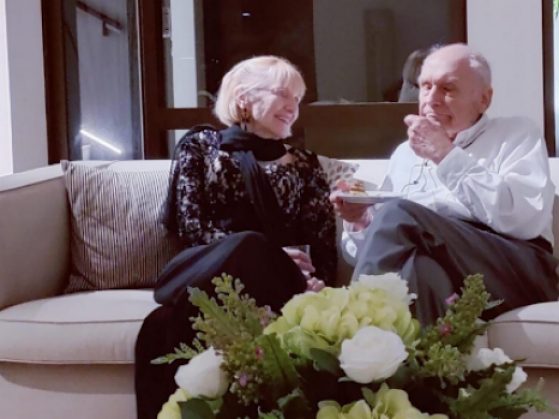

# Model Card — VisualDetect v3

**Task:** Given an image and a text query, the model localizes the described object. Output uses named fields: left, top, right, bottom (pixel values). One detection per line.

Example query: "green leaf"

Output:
left=189, top=286, right=239, bottom=341
left=385, top=365, right=413, bottom=389
left=449, top=366, right=514, bottom=417
left=362, top=387, right=376, bottom=407
left=151, top=342, right=198, bottom=365
left=186, top=275, right=277, bottom=354
left=277, top=388, right=312, bottom=418
left=309, top=348, right=340, bottom=375
left=179, top=399, right=216, bottom=419
left=258, top=333, right=301, bottom=398
left=487, top=406, right=526, bottom=419
left=414, top=275, right=491, bottom=383
left=258, top=410, right=284, bottom=419
left=486, top=381, right=555, bottom=418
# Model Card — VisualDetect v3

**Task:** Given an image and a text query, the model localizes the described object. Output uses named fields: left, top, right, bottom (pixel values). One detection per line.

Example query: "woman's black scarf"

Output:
left=161, top=124, right=293, bottom=246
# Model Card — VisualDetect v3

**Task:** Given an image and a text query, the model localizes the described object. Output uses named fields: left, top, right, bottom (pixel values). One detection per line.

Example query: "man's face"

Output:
left=417, top=51, right=492, bottom=139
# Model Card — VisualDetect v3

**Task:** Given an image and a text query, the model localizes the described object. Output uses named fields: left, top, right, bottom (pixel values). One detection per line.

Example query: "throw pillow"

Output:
left=317, top=155, right=359, bottom=190
left=62, top=161, right=181, bottom=293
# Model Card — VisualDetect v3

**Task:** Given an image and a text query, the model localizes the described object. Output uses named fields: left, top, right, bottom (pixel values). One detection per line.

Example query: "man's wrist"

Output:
left=433, top=143, right=455, bottom=164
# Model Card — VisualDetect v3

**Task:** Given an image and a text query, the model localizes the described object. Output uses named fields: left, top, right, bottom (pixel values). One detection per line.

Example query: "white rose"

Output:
left=174, top=347, right=229, bottom=398
left=338, top=326, right=408, bottom=383
left=507, top=366, right=528, bottom=393
left=466, top=347, right=527, bottom=393
left=466, top=348, right=511, bottom=371
left=357, top=273, right=416, bottom=305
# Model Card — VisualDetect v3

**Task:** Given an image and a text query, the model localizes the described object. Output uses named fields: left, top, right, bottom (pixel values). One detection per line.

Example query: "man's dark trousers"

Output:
left=352, top=199, right=559, bottom=325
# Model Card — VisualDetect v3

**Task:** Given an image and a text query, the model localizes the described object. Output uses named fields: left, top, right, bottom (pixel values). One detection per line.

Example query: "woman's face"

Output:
left=246, top=83, right=302, bottom=139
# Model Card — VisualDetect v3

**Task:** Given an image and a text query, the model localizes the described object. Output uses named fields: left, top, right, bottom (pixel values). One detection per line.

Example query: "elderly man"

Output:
left=332, top=43, right=559, bottom=325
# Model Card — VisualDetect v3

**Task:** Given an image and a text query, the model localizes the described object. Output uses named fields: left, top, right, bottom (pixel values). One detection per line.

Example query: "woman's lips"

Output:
left=276, top=115, right=293, bottom=125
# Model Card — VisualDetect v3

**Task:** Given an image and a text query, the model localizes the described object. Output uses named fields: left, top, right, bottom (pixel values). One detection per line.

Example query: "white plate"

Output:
left=338, top=191, right=403, bottom=204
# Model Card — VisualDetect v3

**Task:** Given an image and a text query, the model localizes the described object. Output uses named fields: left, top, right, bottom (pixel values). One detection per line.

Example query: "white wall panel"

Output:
left=467, top=0, right=543, bottom=132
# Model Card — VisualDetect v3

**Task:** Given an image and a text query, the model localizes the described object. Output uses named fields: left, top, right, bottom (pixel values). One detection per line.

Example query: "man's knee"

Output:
left=366, top=199, right=446, bottom=257
left=375, top=198, right=428, bottom=221
left=373, top=199, right=441, bottom=235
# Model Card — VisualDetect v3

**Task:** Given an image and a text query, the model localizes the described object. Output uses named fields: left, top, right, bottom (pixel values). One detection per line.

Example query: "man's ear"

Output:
left=479, top=87, right=493, bottom=113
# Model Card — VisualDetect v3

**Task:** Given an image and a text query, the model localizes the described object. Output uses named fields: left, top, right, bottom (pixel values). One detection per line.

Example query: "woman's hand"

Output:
left=306, top=277, right=325, bottom=292
left=282, top=246, right=324, bottom=292
left=282, top=247, right=316, bottom=276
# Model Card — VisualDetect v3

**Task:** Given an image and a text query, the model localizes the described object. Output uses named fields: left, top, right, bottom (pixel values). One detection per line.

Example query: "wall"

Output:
left=467, top=0, right=544, bottom=133
left=0, top=0, right=12, bottom=175
left=0, top=0, right=47, bottom=175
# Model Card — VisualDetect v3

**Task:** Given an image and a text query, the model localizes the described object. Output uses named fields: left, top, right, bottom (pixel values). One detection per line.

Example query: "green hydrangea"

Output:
left=317, top=400, right=373, bottom=419
left=264, top=284, right=419, bottom=357
left=368, top=384, right=448, bottom=419
left=316, top=385, right=448, bottom=419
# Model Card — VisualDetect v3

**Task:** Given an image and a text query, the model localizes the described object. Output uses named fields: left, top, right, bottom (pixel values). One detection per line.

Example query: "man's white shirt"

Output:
left=343, top=115, right=555, bottom=262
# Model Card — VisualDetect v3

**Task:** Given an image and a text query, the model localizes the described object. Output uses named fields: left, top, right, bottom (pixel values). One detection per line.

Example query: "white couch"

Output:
left=0, top=159, right=558, bottom=419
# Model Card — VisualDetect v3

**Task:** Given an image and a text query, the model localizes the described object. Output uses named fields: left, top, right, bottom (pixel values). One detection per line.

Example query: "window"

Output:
left=141, top=0, right=465, bottom=158
left=43, top=0, right=466, bottom=160
left=43, top=0, right=141, bottom=162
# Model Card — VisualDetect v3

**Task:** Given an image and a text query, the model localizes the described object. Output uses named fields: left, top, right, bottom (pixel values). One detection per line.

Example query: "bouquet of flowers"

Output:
left=154, top=273, right=552, bottom=419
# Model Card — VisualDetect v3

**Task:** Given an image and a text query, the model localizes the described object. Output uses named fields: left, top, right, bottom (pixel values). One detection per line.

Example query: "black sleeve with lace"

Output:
left=173, top=130, right=229, bottom=246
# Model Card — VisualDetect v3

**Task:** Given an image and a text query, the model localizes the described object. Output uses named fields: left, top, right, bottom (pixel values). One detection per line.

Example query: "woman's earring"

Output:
left=240, top=106, right=251, bottom=131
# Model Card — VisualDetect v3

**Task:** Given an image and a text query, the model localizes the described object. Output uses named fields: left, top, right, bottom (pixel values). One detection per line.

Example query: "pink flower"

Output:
left=439, top=322, right=453, bottom=337
left=237, top=372, right=250, bottom=387
left=255, top=347, right=264, bottom=360
left=259, top=306, right=274, bottom=327
left=445, top=293, right=459, bottom=306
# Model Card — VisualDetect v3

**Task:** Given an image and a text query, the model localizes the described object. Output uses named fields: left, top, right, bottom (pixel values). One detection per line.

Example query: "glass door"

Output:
left=43, top=0, right=142, bottom=161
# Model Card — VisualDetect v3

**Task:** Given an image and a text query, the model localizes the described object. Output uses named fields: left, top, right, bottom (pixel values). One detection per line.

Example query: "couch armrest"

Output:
left=0, top=165, right=70, bottom=309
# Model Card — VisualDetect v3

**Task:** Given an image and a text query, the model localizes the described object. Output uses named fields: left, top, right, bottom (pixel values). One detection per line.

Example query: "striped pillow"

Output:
left=62, top=161, right=181, bottom=293
left=317, top=155, right=359, bottom=190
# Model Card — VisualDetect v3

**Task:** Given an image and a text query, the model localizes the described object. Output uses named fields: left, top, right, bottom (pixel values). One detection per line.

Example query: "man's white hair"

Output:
left=427, top=43, right=492, bottom=87
left=467, top=52, right=492, bottom=87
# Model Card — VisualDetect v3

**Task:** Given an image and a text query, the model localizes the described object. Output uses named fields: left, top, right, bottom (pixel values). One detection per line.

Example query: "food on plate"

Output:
left=349, top=181, right=367, bottom=196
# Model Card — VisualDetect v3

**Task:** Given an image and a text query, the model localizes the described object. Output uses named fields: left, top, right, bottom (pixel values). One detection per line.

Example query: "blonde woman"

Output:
left=135, top=56, right=336, bottom=418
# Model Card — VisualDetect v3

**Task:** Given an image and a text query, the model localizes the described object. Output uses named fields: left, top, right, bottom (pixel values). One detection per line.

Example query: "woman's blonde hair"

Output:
left=213, top=55, right=306, bottom=126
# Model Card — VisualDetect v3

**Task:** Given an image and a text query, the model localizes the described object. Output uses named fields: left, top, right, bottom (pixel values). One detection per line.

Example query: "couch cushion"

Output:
left=62, top=161, right=181, bottom=292
left=0, top=167, right=69, bottom=311
left=0, top=290, right=159, bottom=364
left=317, top=155, right=359, bottom=190
left=488, top=302, right=559, bottom=369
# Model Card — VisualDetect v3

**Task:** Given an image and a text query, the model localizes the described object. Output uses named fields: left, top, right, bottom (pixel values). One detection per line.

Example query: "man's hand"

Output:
left=329, top=180, right=372, bottom=230
left=404, top=114, right=454, bottom=164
